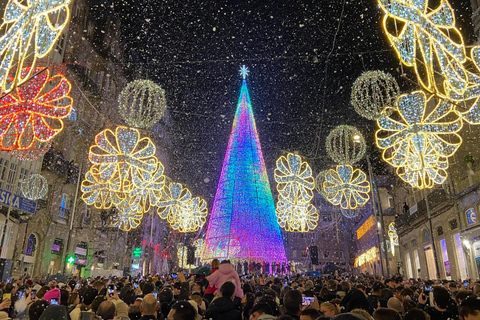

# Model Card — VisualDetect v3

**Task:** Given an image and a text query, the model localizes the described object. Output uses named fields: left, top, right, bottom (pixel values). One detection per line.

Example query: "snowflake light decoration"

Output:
left=0, top=0, right=71, bottom=93
left=351, top=70, right=400, bottom=120
left=0, top=67, right=73, bottom=151
left=274, top=153, right=314, bottom=205
left=21, top=173, right=48, bottom=200
left=323, top=165, right=371, bottom=210
left=169, top=197, right=208, bottom=233
left=388, top=222, right=399, bottom=256
left=276, top=200, right=318, bottom=232
left=326, top=125, right=366, bottom=165
left=157, top=182, right=192, bottom=222
left=377, top=0, right=468, bottom=97
left=112, top=205, right=143, bottom=232
left=118, top=80, right=167, bottom=129
left=375, top=91, right=462, bottom=189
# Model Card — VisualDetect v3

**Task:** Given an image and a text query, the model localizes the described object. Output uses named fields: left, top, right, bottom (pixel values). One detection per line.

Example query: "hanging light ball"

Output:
left=351, top=70, right=400, bottom=120
left=326, top=125, right=366, bottom=165
left=314, top=170, right=329, bottom=197
left=21, top=174, right=48, bottom=200
left=118, top=80, right=167, bottom=129
left=11, top=140, right=52, bottom=161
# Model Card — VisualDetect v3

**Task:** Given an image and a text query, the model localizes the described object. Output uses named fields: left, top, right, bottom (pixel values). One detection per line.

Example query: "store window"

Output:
left=466, top=208, right=477, bottom=225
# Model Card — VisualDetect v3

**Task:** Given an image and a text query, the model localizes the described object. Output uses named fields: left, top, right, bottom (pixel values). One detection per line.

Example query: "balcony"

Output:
left=42, top=149, right=79, bottom=184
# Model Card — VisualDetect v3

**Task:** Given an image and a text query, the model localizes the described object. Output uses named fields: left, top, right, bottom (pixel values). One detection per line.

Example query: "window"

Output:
left=51, top=238, right=64, bottom=255
left=423, top=229, right=431, bottom=243
left=437, top=226, right=444, bottom=236
left=0, top=158, right=8, bottom=182
left=313, top=233, right=318, bottom=240
left=25, top=234, right=37, bottom=257
left=411, top=239, right=417, bottom=247
left=59, top=194, right=72, bottom=219
left=466, top=208, right=477, bottom=225
left=323, top=251, right=330, bottom=258
left=388, top=197, right=394, bottom=208
left=336, top=251, right=344, bottom=259
left=403, top=243, right=409, bottom=251
left=17, top=168, right=29, bottom=194
left=322, top=214, right=332, bottom=222
left=449, top=219, right=458, bottom=230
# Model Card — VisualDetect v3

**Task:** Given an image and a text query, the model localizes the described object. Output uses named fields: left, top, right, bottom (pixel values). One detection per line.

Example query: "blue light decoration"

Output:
left=202, top=67, right=287, bottom=263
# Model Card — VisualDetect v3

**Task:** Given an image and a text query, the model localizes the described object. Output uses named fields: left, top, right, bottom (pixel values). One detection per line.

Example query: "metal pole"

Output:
left=366, top=155, right=390, bottom=276
left=422, top=189, right=441, bottom=279
left=0, top=164, right=21, bottom=259
left=62, top=163, right=83, bottom=274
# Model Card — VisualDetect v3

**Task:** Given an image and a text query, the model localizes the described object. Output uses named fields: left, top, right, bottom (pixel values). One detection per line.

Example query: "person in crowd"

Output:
left=159, top=287, right=175, bottom=319
left=340, top=285, right=373, bottom=314
left=205, top=281, right=242, bottom=320
left=28, top=300, right=49, bottom=320
left=456, top=290, right=474, bottom=304
left=96, top=301, right=116, bottom=320
left=91, top=295, right=107, bottom=313
left=249, top=302, right=275, bottom=320
left=459, top=295, right=480, bottom=320
left=205, top=259, right=220, bottom=302
left=387, top=297, right=403, bottom=313
left=206, top=260, right=244, bottom=298
left=39, top=305, right=69, bottom=320
left=402, top=308, right=429, bottom=320
left=350, top=309, right=374, bottom=320
left=70, top=286, right=98, bottom=320
left=139, top=294, right=159, bottom=320
left=367, top=283, right=387, bottom=309
left=372, top=307, right=402, bottom=320
left=167, top=301, right=197, bottom=320
left=324, top=280, right=340, bottom=301
left=300, top=308, right=323, bottom=320
left=242, top=292, right=255, bottom=319
left=320, top=302, right=340, bottom=318
left=418, top=286, right=458, bottom=320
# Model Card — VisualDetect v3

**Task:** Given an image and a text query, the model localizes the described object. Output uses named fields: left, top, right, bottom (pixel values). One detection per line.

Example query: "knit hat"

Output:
left=43, top=288, right=61, bottom=304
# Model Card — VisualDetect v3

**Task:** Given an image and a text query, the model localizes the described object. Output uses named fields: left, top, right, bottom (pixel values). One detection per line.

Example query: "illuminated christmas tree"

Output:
left=202, top=66, right=287, bottom=263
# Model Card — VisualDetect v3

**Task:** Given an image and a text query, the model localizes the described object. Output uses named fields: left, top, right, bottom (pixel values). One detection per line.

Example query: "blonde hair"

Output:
left=211, top=259, right=220, bottom=269
left=320, top=302, right=340, bottom=315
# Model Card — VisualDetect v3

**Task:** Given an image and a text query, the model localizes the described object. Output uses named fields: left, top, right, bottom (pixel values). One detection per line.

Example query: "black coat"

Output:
left=340, top=289, right=374, bottom=314
left=205, top=297, right=242, bottom=320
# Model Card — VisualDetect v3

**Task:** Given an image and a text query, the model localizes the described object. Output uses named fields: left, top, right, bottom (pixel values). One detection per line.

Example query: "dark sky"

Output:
left=109, top=0, right=476, bottom=201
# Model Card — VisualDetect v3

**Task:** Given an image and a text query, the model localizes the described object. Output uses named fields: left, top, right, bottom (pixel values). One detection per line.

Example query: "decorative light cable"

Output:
left=351, top=70, right=399, bottom=120
left=323, top=165, right=370, bottom=210
left=356, top=215, right=375, bottom=240
left=388, top=222, right=399, bottom=256
left=375, top=91, right=462, bottom=189
left=118, top=80, right=167, bottom=129
left=0, top=0, right=71, bottom=93
left=21, top=173, right=48, bottom=200
left=0, top=67, right=73, bottom=152
left=326, top=125, right=366, bottom=165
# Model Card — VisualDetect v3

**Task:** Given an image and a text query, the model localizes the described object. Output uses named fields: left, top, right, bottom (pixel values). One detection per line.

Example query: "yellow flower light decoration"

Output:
left=113, top=204, right=143, bottom=232
left=169, top=197, right=208, bottom=233
left=127, top=162, right=166, bottom=213
left=157, top=182, right=192, bottom=222
left=323, top=165, right=370, bottom=210
left=274, top=153, right=314, bottom=204
left=377, top=0, right=468, bottom=97
left=81, top=165, right=124, bottom=209
left=276, top=200, right=318, bottom=232
left=388, top=222, right=399, bottom=256
left=0, top=0, right=71, bottom=93
left=375, top=91, right=462, bottom=189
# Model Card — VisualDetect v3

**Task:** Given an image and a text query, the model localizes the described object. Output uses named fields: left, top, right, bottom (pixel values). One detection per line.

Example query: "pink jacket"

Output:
left=206, top=263, right=244, bottom=298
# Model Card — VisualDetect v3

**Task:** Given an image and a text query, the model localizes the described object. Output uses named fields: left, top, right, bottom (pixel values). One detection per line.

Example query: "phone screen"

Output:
left=464, top=281, right=468, bottom=288
left=31, top=290, right=36, bottom=299
left=424, top=285, right=433, bottom=293
left=284, top=281, right=287, bottom=287
left=75, top=283, right=80, bottom=289
left=171, top=273, right=178, bottom=279
left=50, top=298, right=59, bottom=305
left=18, top=291, right=24, bottom=299
left=108, top=284, right=114, bottom=296
left=153, top=292, right=157, bottom=298
left=302, top=297, right=314, bottom=306
left=2, top=293, right=11, bottom=301
left=134, top=282, right=138, bottom=289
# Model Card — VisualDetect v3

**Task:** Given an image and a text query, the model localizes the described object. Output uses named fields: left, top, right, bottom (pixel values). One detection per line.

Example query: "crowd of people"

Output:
left=0, top=259, right=480, bottom=320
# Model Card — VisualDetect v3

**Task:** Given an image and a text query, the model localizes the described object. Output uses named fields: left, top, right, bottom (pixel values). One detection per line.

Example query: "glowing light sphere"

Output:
left=21, top=173, right=48, bottom=200
left=351, top=70, right=399, bottom=120
left=377, top=0, right=468, bottom=97
left=388, top=222, right=399, bottom=256
left=276, top=201, right=318, bottom=232
left=274, top=153, right=314, bottom=205
left=0, top=67, right=73, bottom=151
left=11, top=140, right=51, bottom=161
left=323, top=165, right=370, bottom=210
left=0, top=0, right=71, bottom=93
left=376, top=91, right=462, bottom=189
left=326, top=125, right=366, bottom=165
left=157, top=182, right=192, bottom=223
left=118, top=80, right=167, bottom=129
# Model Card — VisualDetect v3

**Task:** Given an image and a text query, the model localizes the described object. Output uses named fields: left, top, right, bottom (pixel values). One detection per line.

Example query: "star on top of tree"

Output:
left=239, top=65, right=249, bottom=79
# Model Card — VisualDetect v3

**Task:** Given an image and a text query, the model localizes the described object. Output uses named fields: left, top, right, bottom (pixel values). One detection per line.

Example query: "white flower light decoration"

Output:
left=323, top=165, right=370, bottom=210
left=274, top=153, right=314, bottom=204
left=169, top=197, right=208, bottom=233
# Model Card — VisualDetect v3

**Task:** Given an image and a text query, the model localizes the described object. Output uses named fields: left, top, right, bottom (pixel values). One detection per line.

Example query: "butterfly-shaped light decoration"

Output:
left=375, top=91, right=462, bottom=189
left=323, top=165, right=371, bottom=210
left=0, top=0, right=71, bottom=93
left=0, top=67, right=72, bottom=151
left=377, top=0, right=468, bottom=97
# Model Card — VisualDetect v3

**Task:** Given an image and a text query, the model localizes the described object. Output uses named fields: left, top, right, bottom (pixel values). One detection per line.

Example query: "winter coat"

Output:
left=204, top=268, right=218, bottom=295
left=204, top=297, right=242, bottom=320
left=340, top=288, right=374, bottom=314
left=206, top=263, right=244, bottom=298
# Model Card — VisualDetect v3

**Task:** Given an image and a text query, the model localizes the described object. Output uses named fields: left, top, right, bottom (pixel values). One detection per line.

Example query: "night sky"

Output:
left=107, top=0, right=477, bottom=202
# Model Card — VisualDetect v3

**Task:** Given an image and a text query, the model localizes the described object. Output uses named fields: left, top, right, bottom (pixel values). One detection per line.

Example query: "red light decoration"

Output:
left=0, top=67, right=73, bottom=151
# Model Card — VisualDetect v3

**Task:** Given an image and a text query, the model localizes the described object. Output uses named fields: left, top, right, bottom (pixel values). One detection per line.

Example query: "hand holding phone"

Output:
left=302, top=297, right=314, bottom=306
left=108, top=284, right=115, bottom=296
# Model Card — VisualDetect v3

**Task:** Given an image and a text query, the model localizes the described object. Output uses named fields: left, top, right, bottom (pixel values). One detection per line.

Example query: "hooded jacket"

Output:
left=205, top=297, right=242, bottom=320
left=206, top=263, right=243, bottom=298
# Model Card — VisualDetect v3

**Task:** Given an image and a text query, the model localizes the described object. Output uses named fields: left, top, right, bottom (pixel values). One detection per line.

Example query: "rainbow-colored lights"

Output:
left=202, top=70, right=287, bottom=263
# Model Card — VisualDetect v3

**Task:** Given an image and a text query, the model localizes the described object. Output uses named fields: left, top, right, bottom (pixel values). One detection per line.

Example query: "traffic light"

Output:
left=133, top=247, right=142, bottom=258
left=66, top=255, right=75, bottom=265
left=309, top=246, right=318, bottom=265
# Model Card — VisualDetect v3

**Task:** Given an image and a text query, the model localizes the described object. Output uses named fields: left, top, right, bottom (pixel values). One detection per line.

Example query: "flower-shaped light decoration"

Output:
left=157, top=182, right=192, bottom=223
left=274, top=153, right=314, bottom=204
left=0, top=67, right=73, bottom=151
left=11, top=140, right=51, bottom=161
left=80, top=165, right=124, bottom=209
left=126, top=162, right=166, bottom=213
left=375, top=91, right=462, bottom=189
left=169, top=197, right=208, bottom=233
left=276, top=200, right=318, bottom=232
left=193, top=239, right=205, bottom=263
left=388, top=222, right=399, bottom=256
left=21, top=173, right=48, bottom=200
left=113, top=204, right=143, bottom=232
left=88, top=126, right=158, bottom=194
left=377, top=0, right=468, bottom=97
left=323, top=165, right=371, bottom=210
left=0, top=0, right=71, bottom=93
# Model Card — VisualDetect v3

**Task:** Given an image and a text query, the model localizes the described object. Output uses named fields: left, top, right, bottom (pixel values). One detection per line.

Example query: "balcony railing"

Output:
left=42, top=149, right=79, bottom=184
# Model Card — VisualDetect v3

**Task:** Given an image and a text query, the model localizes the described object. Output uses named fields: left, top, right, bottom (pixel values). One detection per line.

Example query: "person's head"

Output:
left=459, top=296, right=480, bottom=320
left=159, top=287, right=174, bottom=303
left=97, top=301, right=116, bottom=320
left=403, top=308, right=429, bottom=320
left=119, top=286, right=136, bottom=305
left=449, top=282, right=458, bottom=292
left=320, top=302, right=340, bottom=318
left=28, top=300, right=50, bottom=320
left=142, top=282, right=155, bottom=295
left=82, top=286, right=99, bottom=306
left=372, top=282, right=385, bottom=295
left=68, top=292, right=80, bottom=306
left=191, top=281, right=202, bottom=294
left=456, top=290, right=474, bottom=304
left=284, top=290, right=303, bottom=316
left=385, top=279, right=395, bottom=289
left=173, top=283, right=182, bottom=296
left=432, top=286, right=450, bottom=310
left=211, top=259, right=220, bottom=269
left=300, top=308, right=323, bottom=320
left=140, top=294, right=158, bottom=316
left=220, top=281, right=235, bottom=300
left=60, top=289, right=69, bottom=306
left=350, top=309, right=374, bottom=320
left=91, top=295, right=107, bottom=313
left=189, top=292, right=202, bottom=307
left=327, top=280, right=338, bottom=291
left=250, top=302, right=273, bottom=320
left=134, top=297, right=142, bottom=307
left=387, top=297, right=403, bottom=313
left=167, top=301, right=196, bottom=320
left=340, top=281, right=351, bottom=293
left=373, top=308, right=402, bottom=320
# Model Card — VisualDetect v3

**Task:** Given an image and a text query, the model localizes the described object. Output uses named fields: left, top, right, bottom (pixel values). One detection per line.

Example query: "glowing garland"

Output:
left=276, top=200, right=318, bottom=232
left=323, top=165, right=370, bottom=210
left=351, top=70, right=400, bottom=120
left=375, top=91, right=462, bottom=189
left=356, top=215, right=375, bottom=240
left=118, top=80, right=167, bottom=129
left=0, top=0, right=71, bottom=93
left=21, top=173, right=48, bottom=200
left=388, top=222, right=399, bottom=256
left=326, top=125, right=366, bottom=165
left=376, top=0, right=468, bottom=97
left=0, top=67, right=73, bottom=151
left=355, top=247, right=378, bottom=267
